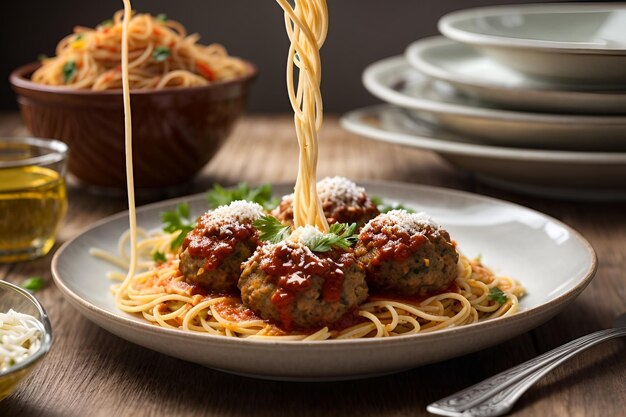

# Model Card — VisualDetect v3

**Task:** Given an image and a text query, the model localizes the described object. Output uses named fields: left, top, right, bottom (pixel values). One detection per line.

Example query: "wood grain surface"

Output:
left=0, top=113, right=624, bottom=417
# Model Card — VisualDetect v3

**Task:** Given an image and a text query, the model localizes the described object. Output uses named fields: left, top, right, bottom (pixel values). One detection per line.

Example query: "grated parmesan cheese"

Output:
left=211, top=201, right=264, bottom=224
left=362, top=210, right=441, bottom=236
left=277, top=176, right=366, bottom=207
left=317, top=176, right=366, bottom=206
left=289, top=225, right=323, bottom=245
left=0, top=309, right=42, bottom=372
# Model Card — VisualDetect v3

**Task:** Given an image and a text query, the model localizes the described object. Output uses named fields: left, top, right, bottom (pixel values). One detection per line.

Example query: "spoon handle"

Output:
left=427, top=327, right=626, bottom=416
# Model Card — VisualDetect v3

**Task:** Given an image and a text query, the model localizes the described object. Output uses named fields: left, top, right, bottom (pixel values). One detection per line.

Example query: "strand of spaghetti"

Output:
left=303, top=327, right=331, bottom=341
left=395, top=315, right=421, bottom=334
left=360, top=300, right=453, bottom=323
left=335, top=323, right=377, bottom=339
left=154, top=303, right=191, bottom=322
left=152, top=308, right=179, bottom=329
left=115, top=0, right=137, bottom=304
left=421, top=295, right=473, bottom=332
left=117, top=294, right=192, bottom=313
left=385, top=305, right=399, bottom=332
left=89, top=248, right=129, bottom=270
left=359, top=311, right=385, bottom=338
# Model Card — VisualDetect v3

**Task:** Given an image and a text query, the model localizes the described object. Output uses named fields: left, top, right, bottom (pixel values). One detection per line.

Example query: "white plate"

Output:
left=362, top=56, right=626, bottom=150
left=439, top=3, right=626, bottom=84
left=341, top=105, right=626, bottom=200
left=52, top=183, right=596, bottom=380
left=405, top=36, right=626, bottom=114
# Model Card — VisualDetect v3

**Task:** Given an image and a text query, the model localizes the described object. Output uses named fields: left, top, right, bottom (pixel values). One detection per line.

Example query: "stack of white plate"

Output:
left=341, top=3, right=626, bottom=199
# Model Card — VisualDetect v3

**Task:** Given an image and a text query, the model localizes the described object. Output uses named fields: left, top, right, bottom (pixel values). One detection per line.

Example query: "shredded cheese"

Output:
left=0, top=310, right=42, bottom=372
left=362, top=210, right=441, bottom=236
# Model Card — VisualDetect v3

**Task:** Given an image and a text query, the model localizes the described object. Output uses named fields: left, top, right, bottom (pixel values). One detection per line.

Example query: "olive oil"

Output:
left=0, top=166, right=67, bottom=262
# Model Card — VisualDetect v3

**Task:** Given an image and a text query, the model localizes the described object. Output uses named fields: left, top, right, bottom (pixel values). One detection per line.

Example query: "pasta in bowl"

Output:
left=10, top=11, right=257, bottom=188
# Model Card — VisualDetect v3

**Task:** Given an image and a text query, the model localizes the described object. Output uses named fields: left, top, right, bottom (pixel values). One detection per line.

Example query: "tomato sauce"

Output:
left=357, top=227, right=428, bottom=264
left=183, top=220, right=258, bottom=271
left=258, top=243, right=354, bottom=330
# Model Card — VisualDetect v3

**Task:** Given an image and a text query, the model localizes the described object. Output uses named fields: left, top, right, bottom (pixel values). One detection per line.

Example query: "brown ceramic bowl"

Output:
left=10, top=62, right=257, bottom=188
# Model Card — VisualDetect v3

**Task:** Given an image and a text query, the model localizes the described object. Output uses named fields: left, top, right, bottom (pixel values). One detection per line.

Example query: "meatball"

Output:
left=238, top=226, right=368, bottom=330
left=272, top=176, right=379, bottom=228
left=179, top=201, right=264, bottom=292
left=355, top=210, right=459, bottom=297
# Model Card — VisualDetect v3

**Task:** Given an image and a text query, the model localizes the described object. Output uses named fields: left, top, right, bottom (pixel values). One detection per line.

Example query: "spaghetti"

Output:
left=96, top=0, right=525, bottom=340
left=92, top=228, right=524, bottom=340
left=32, top=10, right=248, bottom=90
left=277, top=0, right=329, bottom=232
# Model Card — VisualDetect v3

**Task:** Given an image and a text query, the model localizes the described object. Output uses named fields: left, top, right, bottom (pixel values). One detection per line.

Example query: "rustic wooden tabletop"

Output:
left=0, top=113, right=624, bottom=417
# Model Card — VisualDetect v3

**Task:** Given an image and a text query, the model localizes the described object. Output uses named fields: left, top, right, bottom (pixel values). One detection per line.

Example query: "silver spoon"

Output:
left=427, top=313, right=626, bottom=417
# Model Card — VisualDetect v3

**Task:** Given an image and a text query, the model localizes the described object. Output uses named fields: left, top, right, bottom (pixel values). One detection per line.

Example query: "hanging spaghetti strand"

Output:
left=276, top=0, right=329, bottom=232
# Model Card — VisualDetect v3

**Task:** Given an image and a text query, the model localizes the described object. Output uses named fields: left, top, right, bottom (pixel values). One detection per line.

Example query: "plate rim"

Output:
left=341, top=104, right=626, bottom=163
left=362, top=55, right=626, bottom=123
left=404, top=36, right=626, bottom=98
left=438, top=3, right=626, bottom=54
left=51, top=181, right=597, bottom=348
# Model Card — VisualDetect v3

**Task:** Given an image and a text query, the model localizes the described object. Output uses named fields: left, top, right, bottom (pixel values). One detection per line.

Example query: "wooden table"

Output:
left=1, top=114, right=624, bottom=417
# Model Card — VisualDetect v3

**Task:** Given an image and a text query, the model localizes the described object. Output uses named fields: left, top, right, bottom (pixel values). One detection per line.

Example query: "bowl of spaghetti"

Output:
left=0, top=280, right=53, bottom=401
left=10, top=11, right=257, bottom=188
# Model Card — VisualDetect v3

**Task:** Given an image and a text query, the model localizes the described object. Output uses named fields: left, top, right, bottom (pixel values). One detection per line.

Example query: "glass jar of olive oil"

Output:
left=0, top=138, right=68, bottom=262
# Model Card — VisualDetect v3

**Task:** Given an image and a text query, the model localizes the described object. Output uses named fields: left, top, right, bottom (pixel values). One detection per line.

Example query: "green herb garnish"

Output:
left=152, top=46, right=171, bottom=62
left=156, top=13, right=168, bottom=22
left=75, top=34, right=84, bottom=41
left=253, top=216, right=291, bottom=244
left=307, top=223, right=358, bottom=252
left=37, top=53, right=48, bottom=62
left=371, top=196, right=415, bottom=214
left=99, top=19, right=113, bottom=27
left=161, top=202, right=196, bottom=249
left=62, top=60, right=77, bottom=84
left=207, top=183, right=278, bottom=211
left=489, top=287, right=508, bottom=304
left=152, top=251, right=167, bottom=263
left=21, top=277, right=44, bottom=292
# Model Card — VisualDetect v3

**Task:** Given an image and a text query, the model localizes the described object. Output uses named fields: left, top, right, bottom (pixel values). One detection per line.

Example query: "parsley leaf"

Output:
left=161, top=202, right=196, bottom=249
left=37, top=54, right=48, bottom=62
left=207, top=183, right=278, bottom=210
left=21, top=277, right=45, bottom=292
left=371, top=195, right=415, bottom=214
left=62, top=60, right=77, bottom=84
left=253, top=216, right=291, bottom=244
left=306, top=223, right=358, bottom=252
left=153, top=46, right=171, bottom=62
left=156, top=13, right=168, bottom=22
left=152, top=251, right=167, bottom=263
left=99, top=19, right=113, bottom=27
left=489, top=287, right=508, bottom=304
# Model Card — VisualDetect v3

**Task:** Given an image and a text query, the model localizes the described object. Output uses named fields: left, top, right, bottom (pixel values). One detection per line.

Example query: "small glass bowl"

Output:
left=0, top=280, right=53, bottom=401
left=0, top=137, right=68, bottom=262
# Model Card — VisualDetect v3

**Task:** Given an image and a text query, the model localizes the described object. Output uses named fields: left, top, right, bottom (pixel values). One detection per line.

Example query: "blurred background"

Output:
left=0, top=0, right=606, bottom=112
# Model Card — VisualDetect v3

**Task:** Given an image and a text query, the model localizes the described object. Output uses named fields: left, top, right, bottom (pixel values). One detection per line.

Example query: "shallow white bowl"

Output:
left=363, top=56, right=626, bottom=150
left=439, top=3, right=626, bottom=84
left=341, top=105, right=626, bottom=200
left=52, top=183, right=596, bottom=380
left=405, top=36, right=626, bottom=114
